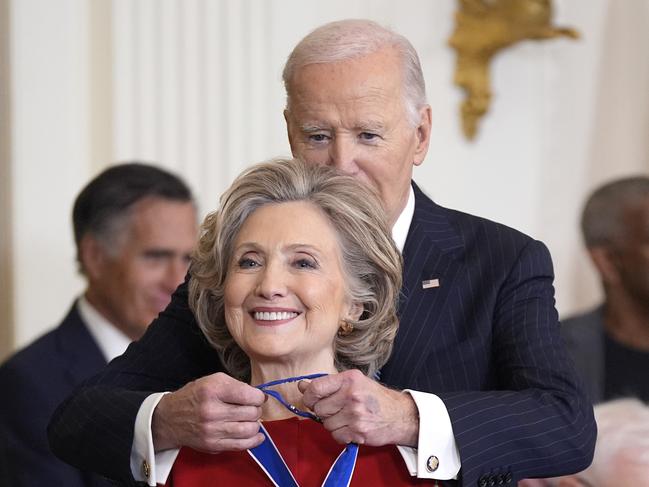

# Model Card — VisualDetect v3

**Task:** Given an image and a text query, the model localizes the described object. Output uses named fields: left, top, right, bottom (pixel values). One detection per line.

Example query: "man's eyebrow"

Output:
left=142, top=249, right=176, bottom=258
left=357, top=121, right=386, bottom=132
left=300, top=123, right=330, bottom=132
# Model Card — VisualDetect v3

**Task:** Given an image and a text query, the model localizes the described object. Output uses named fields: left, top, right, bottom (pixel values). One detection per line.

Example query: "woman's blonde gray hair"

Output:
left=189, top=158, right=402, bottom=381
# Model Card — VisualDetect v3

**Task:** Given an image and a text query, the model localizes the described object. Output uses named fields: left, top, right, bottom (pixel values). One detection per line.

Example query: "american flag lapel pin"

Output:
left=422, top=278, right=440, bottom=289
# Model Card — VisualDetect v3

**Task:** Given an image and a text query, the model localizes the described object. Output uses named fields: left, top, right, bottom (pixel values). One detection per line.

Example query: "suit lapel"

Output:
left=55, top=303, right=107, bottom=386
left=381, top=183, right=465, bottom=389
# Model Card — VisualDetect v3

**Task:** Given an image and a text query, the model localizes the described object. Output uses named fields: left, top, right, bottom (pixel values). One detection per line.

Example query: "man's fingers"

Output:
left=216, top=404, right=263, bottom=422
left=297, top=379, right=310, bottom=394
left=300, top=374, right=345, bottom=409
left=196, top=431, right=266, bottom=454
left=200, top=373, right=266, bottom=406
left=212, top=432, right=265, bottom=452
left=329, top=426, right=361, bottom=446
left=220, top=420, right=263, bottom=440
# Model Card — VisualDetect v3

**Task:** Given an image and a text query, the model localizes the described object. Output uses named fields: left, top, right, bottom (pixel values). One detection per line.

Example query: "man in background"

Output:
left=0, top=163, right=197, bottom=486
left=562, top=176, right=649, bottom=403
left=519, top=399, right=649, bottom=487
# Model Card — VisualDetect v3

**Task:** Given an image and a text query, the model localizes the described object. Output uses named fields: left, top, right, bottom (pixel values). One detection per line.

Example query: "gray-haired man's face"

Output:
left=285, top=46, right=431, bottom=227
left=84, top=197, right=197, bottom=339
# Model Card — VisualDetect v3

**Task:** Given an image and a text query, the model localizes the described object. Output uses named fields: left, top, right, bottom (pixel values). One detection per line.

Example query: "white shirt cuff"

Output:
left=396, top=390, right=461, bottom=479
left=131, top=392, right=180, bottom=486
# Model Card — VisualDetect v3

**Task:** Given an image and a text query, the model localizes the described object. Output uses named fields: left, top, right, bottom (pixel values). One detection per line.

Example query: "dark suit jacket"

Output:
left=0, top=303, right=115, bottom=487
left=49, top=184, right=596, bottom=487
left=561, top=306, right=606, bottom=404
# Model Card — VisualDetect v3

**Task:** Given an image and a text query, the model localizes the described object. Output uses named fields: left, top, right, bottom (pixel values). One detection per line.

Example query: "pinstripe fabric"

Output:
left=381, top=184, right=595, bottom=486
left=48, top=183, right=596, bottom=486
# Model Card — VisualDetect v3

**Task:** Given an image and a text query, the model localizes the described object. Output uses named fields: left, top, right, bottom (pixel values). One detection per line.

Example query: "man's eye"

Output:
left=308, top=133, right=329, bottom=143
left=238, top=258, right=260, bottom=269
left=294, top=258, right=317, bottom=270
left=359, top=132, right=379, bottom=141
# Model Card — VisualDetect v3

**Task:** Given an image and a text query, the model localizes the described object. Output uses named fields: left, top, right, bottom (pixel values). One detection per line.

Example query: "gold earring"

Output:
left=338, top=319, right=354, bottom=336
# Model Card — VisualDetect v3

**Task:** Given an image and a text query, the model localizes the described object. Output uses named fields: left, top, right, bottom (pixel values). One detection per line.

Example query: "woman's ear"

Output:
left=346, top=302, right=364, bottom=321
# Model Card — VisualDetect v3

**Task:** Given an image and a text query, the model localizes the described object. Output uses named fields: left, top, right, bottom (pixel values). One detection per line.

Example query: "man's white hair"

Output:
left=282, top=19, right=427, bottom=126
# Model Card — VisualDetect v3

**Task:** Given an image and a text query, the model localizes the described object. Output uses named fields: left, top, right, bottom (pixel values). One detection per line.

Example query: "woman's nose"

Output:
left=255, top=264, right=288, bottom=300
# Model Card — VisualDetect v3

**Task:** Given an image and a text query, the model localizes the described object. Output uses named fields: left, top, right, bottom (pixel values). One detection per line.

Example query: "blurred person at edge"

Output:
left=519, top=399, right=649, bottom=487
left=561, top=176, right=649, bottom=403
left=48, top=20, right=595, bottom=487
left=0, top=162, right=197, bottom=487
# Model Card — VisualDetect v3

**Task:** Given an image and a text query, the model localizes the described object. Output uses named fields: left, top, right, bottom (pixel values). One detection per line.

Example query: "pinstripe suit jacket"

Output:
left=48, top=183, right=596, bottom=487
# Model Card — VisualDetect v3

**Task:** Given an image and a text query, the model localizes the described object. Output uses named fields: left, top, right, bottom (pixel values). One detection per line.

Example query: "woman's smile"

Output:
left=250, top=308, right=301, bottom=326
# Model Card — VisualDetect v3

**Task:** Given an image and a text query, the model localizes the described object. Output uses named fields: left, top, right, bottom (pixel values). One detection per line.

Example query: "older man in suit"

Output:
left=0, top=163, right=197, bottom=486
left=49, top=20, right=596, bottom=487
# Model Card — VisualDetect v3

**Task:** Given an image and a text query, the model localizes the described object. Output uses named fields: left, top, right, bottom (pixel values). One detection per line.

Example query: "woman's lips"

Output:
left=250, top=309, right=300, bottom=325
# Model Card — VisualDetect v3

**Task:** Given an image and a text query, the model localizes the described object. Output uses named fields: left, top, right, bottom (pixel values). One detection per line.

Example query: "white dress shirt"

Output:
left=78, top=296, right=132, bottom=362
left=131, top=186, right=461, bottom=484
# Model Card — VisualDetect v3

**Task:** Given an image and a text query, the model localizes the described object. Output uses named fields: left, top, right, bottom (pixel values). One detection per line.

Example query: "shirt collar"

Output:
left=391, top=185, right=415, bottom=253
left=77, top=295, right=132, bottom=362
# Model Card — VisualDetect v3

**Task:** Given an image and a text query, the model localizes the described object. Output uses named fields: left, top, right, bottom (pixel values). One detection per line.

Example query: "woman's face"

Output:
left=223, top=201, right=359, bottom=369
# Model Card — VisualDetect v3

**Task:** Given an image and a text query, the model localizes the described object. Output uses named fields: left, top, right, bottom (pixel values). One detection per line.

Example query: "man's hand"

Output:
left=152, top=372, right=266, bottom=453
left=299, top=369, right=419, bottom=447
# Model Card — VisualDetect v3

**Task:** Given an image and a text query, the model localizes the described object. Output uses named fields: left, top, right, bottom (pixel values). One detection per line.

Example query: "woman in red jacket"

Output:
left=163, top=158, right=436, bottom=486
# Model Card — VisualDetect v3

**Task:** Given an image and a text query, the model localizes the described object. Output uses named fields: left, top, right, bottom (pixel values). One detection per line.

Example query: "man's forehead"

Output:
left=297, top=117, right=388, bottom=132
left=288, top=89, right=404, bottom=129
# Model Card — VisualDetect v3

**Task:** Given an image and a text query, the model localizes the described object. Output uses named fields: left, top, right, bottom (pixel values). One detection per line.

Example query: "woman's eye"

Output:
left=294, top=258, right=317, bottom=270
left=237, top=257, right=260, bottom=269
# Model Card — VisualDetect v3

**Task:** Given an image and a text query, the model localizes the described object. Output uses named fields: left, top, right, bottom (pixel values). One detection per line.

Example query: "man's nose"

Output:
left=330, top=138, right=359, bottom=174
left=255, top=264, right=288, bottom=300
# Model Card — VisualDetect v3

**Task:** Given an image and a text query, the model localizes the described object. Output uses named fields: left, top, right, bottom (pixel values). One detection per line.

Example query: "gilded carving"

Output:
left=449, top=0, right=578, bottom=139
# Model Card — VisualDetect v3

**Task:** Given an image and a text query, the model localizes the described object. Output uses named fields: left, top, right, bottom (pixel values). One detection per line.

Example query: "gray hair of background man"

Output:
left=282, top=19, right=427, bottom=127
left=581, top=175, right=649, bottom=248
left=72, top=162, right=194, bottom=272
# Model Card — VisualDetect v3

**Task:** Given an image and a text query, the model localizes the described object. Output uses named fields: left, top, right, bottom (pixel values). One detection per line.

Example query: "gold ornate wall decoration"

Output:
left=449, top=0, right=579, bottom=140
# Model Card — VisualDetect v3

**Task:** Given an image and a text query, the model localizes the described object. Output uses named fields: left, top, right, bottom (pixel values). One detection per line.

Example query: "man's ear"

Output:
left=284, top=109, right=297, bottom=156
left=413, top=105, right=432, bottom=167
left=79, top=235, right=107, bottom=281
left=588, top=246, right=621, bottom=286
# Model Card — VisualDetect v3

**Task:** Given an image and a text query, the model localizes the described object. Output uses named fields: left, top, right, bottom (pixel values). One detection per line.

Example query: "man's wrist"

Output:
left=391, top=389, right=420, bottom=447
left=151, top=393, right=178, bottom=451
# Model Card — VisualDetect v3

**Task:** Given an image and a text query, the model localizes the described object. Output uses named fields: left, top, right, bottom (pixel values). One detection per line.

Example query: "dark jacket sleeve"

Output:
left=48, top=277, right=223, bottom=485
left=438, top=239, right=596, bottom=486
